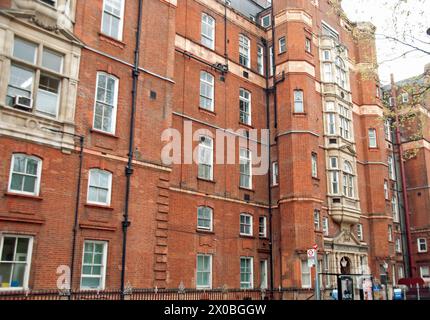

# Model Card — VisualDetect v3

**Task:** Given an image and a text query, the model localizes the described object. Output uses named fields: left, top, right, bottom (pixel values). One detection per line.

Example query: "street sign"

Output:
left=313, top=244, right=318, bottom=250
left=307, top=249, right=315, bottom=258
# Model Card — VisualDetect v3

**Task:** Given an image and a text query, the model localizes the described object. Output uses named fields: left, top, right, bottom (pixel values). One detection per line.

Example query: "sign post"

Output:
left=308, top=245, right=320, bottom=300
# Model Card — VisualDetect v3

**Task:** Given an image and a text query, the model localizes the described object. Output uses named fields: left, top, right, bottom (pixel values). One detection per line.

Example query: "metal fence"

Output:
left=0, top=288, right=315, bottom=301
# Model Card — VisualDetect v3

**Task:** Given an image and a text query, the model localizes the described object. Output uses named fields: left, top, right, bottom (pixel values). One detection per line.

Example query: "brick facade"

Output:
left=0, top=0, right=410, bottom=298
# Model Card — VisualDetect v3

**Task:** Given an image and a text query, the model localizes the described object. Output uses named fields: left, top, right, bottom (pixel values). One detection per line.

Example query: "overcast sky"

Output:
left=342, top=0, right=430, bottom=85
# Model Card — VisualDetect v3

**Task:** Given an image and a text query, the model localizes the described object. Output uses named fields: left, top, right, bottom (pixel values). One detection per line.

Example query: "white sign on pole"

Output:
left=307, top=249, right=315, bottom=258
left=307, top=249, right=316, bottom=267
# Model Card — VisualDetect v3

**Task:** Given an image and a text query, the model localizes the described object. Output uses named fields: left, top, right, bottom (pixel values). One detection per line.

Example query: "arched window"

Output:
left=8, top=154, right=42, bottom=196
left=335, top=57, right=347, bottom=89
left=343, top=160, right=354, bottom=197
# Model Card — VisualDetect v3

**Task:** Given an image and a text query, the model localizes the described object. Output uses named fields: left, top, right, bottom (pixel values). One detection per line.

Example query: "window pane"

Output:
left=83, top=253, right=93, bottom=264
left=11, top=263, right=26, bottom=287
left=81, top=277, right=100, bottom=289
left=22, top=176, right=36, bottom=193
left=9, top=65, right=34, bottom=92
left=13, top=38, right=37, bottom=63
left=16, top=238, right=29, bottom=262
left=0, top=263, right=12, bottom=286
left=1, top=238, right=16, bottom=261
left=10, top=174, right=24, bottom=192
left=42, top=49, right=63, bottom=73
left=26, top=159, right=38, bottom=175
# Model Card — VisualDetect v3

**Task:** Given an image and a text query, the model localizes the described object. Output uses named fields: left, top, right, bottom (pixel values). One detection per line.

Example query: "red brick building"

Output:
left=0, top=0, right=406, bottom=299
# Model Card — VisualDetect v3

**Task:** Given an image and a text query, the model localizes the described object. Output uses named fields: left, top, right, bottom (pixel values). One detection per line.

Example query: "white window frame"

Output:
left=240, top=257, right=254, bottom=289
left=388, top=225, right=393, bottom=242
left=357, top=224, right=363, bottom=241
left=240, top=213, right=253, bottom=236
left=418, top=238, right=428, bottom=253
left=339, top=105, right=351, bottom=140
left=239, top=148, right=252, bottom=189
left=293, top=90, right=304, bottom=113
left=239, top=88, right=252, bottom=125
left=93, top=72, right=119, bottom=134
left=311, top=153, right=318, bottom=178
left=198, top=135, right=214, bottom=181
left=314, top=210, right=320, bottom=231
left=392, top=195, right=400, bottom=223
left=269, top=46, right=274, bottom=76
left=322, top=21, right=340, bottom=41
left=196, top=254, right=212, bottom=289
left=260, top=14, right=271, bottom=28
left=343, top=161, right=355, bottom=198
left=322, top=217, right=329, bottom=236
left=259, top=216, right=267, bottom=238
left=8, top=154, right=42, bottom=196
left=323, top=63, right=333, bottom=83
left=384, top=180, right=389, bottom=200
left=201, top=13, right=215, bottom=50
left=396, top=238, right=402, bottom=253
left=322, top=50, right=331, bottom=61
left=305, top=37, right=312, bottom=53
left=368, top=128, right=377, bottom=148
left=301, top=260, right=311, bottom=288
left=420, top=266, right=430, bottom=279
left=401, top=93, right=409, bottom=104
left=257, top=45, right=264, bottom=76
left=260, top=260, right=268, bottom=289
left=388, top=155, right=395, bottom=180
left=331, top=171, right=339, bottom=194
left=101, top=0, right=125, bottom=41
left=87, top=169, right=113, bottom=206
left=0, top=235, right=34, bottom=291
left=278, top=37, right=286, bottom=53
left=326, top=113, right=336, bottom=135
left=80, top=240, right=108, bottom=290
left=272, top=161, right=279, bottom=186
left=197, top=206, right=213, bottom=231
left=239, top=35, right=251, bottom=68
left=199, top=71, right=215, bottom=111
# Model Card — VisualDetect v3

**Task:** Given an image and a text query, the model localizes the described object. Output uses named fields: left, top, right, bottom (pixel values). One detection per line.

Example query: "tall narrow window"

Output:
left=240, top=213, right=253, bottom=236
left=357, top=224, right=363, bottom=241
left=311, top=153, right=318, bottom=178
left=388, top=155, right=395, bottom=180
left=269, top=46, right=274, bottom=76
left=93, top=73, right=118, bottom=134
left=314, top=210, right=320, bottom=231
left=8, top=154, right=42, bottom=196
left=339, top=105, right=351, bottom=140
left=239, top=35, right=251, bottom=68
left=200, top=71, right=214, bottom=111
left=260, top=260, right=268, bottom=289
left=384, top=119, right=392, bottom=141
left=323, top=63, right=333, bottom=82
left=327, top=113, right=336, bottom=135
left=335, top=57, right=347, bottom=89
left=201, top=13, right=215, bottom=50
left=343, top=161, right=354, bottom=198
left=384, top=180, right=389, bottom=199
left=331, top=171, right=339, bottom=194
left=0, top=235, right=33, bottom=289
left=305, top=37, right=312, bottom=53
left=368, top=129, right=377, bottom=148
left=388, top=225, right=393, bottom=242
left=279, top=37, right=286, bottom=53
left=257, top=45, right=264, bottom=75
left=87, top=169, right=112, bottom=206
left=272, top=161, right=279, bottom=186
left=240, top=148, right=252, bottom=189
left=322, top=217, right=329, bottom=236
left=396, top=238, right=402, bottom=253
left=259, top=216, right=267, bottom=238
left=322, top=50, right=331, bottom=61
left=301, top=260, right=311, bottom=288
left=101, top=0, right=125, bottom=40
left=196, top=254, right=212, bottom=289
left=240, top=257, right=253, bottom=289
left=197, top=206, right=213, bottom=231
left=198, top=136, right=214, bottom=181
left=80, top=241, right=108, bottom=290
left=294, top=90, right=304, bottom=113
left=239, top=88, right=251, bottom=125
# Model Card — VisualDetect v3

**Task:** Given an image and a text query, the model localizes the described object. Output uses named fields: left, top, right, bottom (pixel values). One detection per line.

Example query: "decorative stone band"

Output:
left=353, top=104, right=384, bottom=117
left=402, top=139, right=430, bottom=152
left=274, top=9, right=313, bottom=28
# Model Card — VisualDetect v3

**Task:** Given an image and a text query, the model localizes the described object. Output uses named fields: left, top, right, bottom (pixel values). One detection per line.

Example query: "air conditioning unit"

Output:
left=13, top=96, right=32, bottom=110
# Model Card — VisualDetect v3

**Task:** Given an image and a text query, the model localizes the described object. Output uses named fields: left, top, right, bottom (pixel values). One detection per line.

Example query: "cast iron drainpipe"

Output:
left=262, top=37, right=274, bottom=292
left=121, top=0, right=143, bottom=299
left=391, top=74, right=415, bottom=277
left=42, top=128, right=84, bottom=295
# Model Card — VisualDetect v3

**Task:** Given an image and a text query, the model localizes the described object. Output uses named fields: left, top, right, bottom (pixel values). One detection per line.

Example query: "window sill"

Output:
left=368, top=147, right=379, bottom=151
left=238, top=122, right=254, bottom=129
left=98, top=32, right=126, bottom=49
left=197, top=177, right=216, bottom=184
left=305, top=51, right=313, bottom=57
left=259, top=236, right=269, bottom=240
left=91, top=129, right=119, bottom=139
left=196, top=229, right=215, bottom=235
left=4, top=192, right=43, bottom=201
left=198, top=107, right=216, bottom=116
left=293, top=112, right=307, bottom=116
left=278, top=51, right=287, bottom=56
left=271, top=184, right=279, bottom=188
left=84, top=203, right=114, bottom=210
left=312, top=176, right=320, bottom=181
left=239, top=234, right=255, bottom=239
left=239, top=186, right=255, bottom=192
